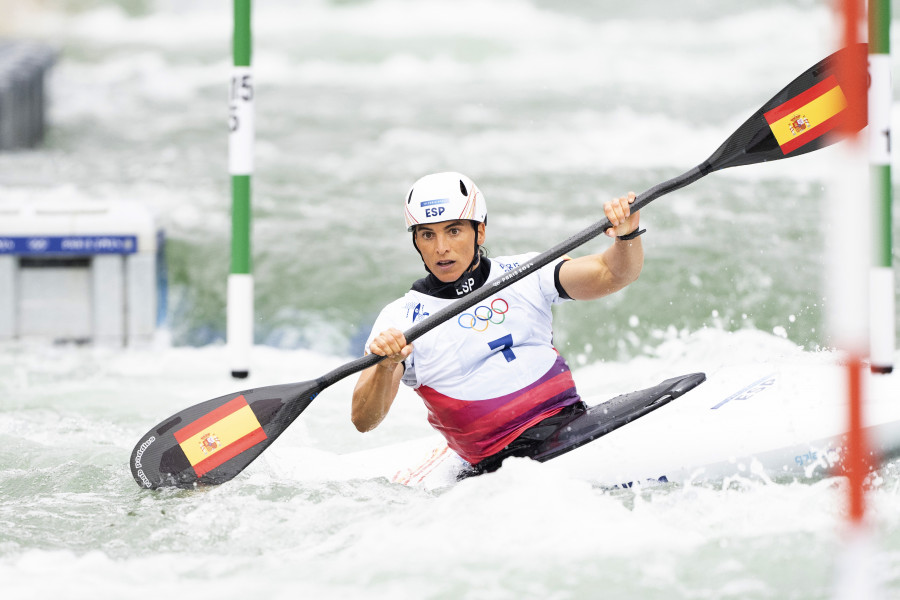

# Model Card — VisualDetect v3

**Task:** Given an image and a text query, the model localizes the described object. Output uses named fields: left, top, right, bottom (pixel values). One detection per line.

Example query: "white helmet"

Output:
left=404, top=172, right=487, bottom=232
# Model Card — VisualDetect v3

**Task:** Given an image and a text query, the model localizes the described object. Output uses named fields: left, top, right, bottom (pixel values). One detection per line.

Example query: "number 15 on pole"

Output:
left=229, top=0, right=253, bottom=379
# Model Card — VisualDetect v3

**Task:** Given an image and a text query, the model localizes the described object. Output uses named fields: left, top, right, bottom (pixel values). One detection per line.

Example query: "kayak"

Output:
left=554, top=359, right=900, bottom=487
left=284, top=357, right=900, bottom=490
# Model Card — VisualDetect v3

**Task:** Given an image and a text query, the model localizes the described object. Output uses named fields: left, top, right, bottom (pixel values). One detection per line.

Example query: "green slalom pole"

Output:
left=228, top=0, right=254, bottom=379
left=869, top=0, right=894, bottom=374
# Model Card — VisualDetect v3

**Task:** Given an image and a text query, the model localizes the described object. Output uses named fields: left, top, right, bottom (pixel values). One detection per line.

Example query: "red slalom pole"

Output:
left=846, top=354, right=865, bottom=522
left=836, top=0, right=868, bottom=525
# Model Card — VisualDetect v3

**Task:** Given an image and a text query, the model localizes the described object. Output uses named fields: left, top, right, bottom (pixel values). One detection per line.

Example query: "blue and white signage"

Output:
left=0, top=235, right=138, bottom=255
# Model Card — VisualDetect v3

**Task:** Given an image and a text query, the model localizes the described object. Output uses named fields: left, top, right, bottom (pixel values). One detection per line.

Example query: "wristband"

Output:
left=617, top=227, right=646, bottom=241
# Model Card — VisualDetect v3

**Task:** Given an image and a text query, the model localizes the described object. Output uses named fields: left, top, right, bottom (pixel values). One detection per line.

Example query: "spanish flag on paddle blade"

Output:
left=174, top=395, right=267, bottom=477
left=764, top=75, right=848, bottom=155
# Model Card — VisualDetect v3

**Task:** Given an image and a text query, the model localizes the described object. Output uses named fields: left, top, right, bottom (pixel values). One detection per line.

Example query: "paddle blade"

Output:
left=706, top=43, right=867, bottom=172
left=130, top=380, right=322, bottom=489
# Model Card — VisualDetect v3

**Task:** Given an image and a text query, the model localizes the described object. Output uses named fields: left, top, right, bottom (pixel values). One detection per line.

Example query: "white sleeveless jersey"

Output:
left=366, top=253, right=569, bottom=398
left=364, top=253, right=580, bottom=463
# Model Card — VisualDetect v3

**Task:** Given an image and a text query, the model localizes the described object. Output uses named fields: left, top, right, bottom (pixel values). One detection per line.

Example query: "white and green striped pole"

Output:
left=869, top=0, right=894, bottom=374
left=228, top=0, right=254, bottom=379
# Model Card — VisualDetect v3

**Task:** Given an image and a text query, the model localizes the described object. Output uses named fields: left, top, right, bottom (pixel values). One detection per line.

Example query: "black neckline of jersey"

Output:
left=411, top=257, right=492, bottom=299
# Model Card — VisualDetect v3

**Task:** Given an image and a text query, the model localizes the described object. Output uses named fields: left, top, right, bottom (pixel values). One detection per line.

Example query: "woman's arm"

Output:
left=351, top=327, right=412, bottom=432
left=557, top=192, right=644, bottom=301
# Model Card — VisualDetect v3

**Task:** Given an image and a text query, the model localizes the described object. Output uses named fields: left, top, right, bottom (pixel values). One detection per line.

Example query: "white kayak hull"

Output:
left=266, top=356, right=900, bottom=489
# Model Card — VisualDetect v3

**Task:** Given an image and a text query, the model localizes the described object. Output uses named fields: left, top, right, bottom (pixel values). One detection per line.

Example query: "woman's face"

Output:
left=414, top=220, right=485, bottom=282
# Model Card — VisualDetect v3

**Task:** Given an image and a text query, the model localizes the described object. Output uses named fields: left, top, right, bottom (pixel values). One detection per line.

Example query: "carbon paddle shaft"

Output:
left=378, top=42, right=867, bottom=354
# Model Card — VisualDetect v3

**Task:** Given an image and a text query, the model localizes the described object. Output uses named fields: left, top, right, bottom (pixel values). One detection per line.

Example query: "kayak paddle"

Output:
left=131, top=43, right=867, bottom=489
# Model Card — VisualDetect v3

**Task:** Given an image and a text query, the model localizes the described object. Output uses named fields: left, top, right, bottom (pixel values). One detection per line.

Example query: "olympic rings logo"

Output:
left=457, top=298, right=509, bottom=332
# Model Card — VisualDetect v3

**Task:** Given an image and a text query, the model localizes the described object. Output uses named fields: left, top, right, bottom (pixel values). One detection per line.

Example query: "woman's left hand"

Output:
left=604, top=191, right=639, bottom=238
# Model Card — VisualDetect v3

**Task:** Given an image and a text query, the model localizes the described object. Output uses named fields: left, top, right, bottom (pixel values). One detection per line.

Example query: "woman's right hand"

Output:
left=368, top=328, right=413, bottom=369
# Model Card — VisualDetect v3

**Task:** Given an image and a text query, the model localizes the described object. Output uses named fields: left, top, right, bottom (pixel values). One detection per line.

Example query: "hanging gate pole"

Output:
left=228, top=0, right=254, bottom=379
left=869, top=0, right=895, bottom=375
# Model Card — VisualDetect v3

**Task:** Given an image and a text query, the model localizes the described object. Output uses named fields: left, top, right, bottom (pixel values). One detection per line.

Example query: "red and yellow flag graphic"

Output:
left=174, top=395, right=267, bottom=477
left=764, top=75, right=848, bottom=155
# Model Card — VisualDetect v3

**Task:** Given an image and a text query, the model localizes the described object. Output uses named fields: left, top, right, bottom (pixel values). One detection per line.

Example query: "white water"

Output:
left=2, top=333, right=900, bottom=598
